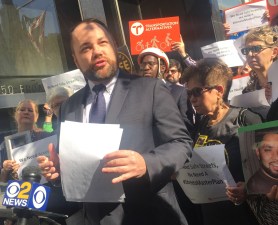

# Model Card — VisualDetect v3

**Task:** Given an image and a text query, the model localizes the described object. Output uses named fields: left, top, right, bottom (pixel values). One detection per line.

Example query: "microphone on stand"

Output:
left=22, top=166, right=42, bottom=183
left=1, top=166, right=67, bottom=224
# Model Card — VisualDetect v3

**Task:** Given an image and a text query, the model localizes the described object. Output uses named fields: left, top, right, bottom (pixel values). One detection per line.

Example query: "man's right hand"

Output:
left=37, top=143, right=60, bottom=181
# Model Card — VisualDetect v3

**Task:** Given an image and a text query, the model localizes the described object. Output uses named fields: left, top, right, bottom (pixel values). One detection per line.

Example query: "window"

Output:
left=0, top=0, right=67, bottom=76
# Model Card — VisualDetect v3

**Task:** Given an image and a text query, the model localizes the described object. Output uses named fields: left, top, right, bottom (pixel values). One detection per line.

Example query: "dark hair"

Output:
left=169, top=59, right=182, bottom=73
left=69, top=18, right=117, bottom=54
left=255, top=127, right=278, bottom=143
left=182, top=58, right=233, bottom=102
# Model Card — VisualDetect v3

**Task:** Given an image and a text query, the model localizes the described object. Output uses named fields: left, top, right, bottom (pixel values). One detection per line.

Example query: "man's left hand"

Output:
left=102, top=150, right=147, bottom=184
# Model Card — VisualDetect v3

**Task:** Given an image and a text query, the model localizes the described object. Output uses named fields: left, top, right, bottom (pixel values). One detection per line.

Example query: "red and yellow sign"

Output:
left=129, top=16, right=180, bottom=55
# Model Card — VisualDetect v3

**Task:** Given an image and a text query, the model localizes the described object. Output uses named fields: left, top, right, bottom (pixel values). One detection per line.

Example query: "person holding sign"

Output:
left=182, top=58, right=262, bottom=225
left=0, top=99, right=53, bottom=182
left=241, top=25, right=278, bottom=93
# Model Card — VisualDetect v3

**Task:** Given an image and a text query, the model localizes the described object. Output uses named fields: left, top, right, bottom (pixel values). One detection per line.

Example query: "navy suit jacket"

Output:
left=59, top=71, right=192, bottom=225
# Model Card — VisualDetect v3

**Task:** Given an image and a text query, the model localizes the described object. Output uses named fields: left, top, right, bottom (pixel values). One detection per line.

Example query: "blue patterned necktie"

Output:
left=89, top=84, right=106, bottom=123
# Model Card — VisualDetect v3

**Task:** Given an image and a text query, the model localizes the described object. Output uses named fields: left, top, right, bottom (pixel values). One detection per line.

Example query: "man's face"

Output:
left=165, top=66, right=181, bottom=84
left=140, top=55, right=159, bottom=78
left=71, top=22, right=118, bottom=82
left=256, top=133, right=278, bottom=179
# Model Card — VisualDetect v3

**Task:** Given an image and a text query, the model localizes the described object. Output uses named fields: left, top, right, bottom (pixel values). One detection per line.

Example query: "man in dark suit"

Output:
left=138, top=48, right=194, bottom=132
left=38, top=19, right=192, bottom=225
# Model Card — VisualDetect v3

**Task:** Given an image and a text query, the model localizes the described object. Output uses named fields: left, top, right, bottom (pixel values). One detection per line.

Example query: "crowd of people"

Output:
left=0, top=11, right=278, bottom=225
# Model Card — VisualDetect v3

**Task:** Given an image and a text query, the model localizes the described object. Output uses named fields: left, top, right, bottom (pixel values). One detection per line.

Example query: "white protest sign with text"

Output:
left=225, top=0, right=268, bottom=35
left=42, top=69, right=86, bottom=96
left=12, top=135, right=57, bottom=184
left=267, top=60, right=278, bottom=103
left=201, top=40, right=244, bottom=67
left=177, top=145, right=236, bottom=204
left=228, top=74, right=250, bottom=100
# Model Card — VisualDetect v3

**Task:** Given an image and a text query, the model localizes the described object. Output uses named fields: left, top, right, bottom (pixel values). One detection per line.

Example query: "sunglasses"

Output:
left=241, top=45, right=271, bottom=55
left=187, top=86, right=216, bottom=98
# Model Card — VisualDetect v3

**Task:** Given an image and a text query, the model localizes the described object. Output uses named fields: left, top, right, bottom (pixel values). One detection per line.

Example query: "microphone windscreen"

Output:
left=22, top=166, right=41, bottom=183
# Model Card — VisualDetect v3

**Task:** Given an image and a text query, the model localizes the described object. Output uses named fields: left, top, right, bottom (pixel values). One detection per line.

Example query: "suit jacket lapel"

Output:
left=105, top=72, right=130, bottom=123
left=64, top=85, right=88, bottom=123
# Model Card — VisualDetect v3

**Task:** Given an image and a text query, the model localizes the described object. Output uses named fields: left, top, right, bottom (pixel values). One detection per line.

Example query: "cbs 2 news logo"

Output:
left=2, top=180, right=50, bottom=211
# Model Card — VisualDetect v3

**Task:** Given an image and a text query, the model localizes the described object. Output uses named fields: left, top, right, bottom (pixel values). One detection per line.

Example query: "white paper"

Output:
left=12, top=135, right=57, bottom=184
left=228, top=74, right=250, bottom=100
left=42, top=69, right=86, bottom=96
left=59, top=121, right=124, bottom=202
left=201, top=40, right=244, bottom=67
left=177, top=145, right=236, bottom=204
left=267, top=60, right=278, bottom=103
left=230, top=89, right=270, bottom=107
left=233, top=34, right=247, bottom=61
left=225, top=0, right=268, bottom=35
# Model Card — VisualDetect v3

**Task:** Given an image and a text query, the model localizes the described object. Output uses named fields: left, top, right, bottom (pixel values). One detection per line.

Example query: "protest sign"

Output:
left=267, top=60, right=278, bottom=103
left=129, top=16, right=180, bottom=55
left=267, top=0, right=278, bottom=22
left=228, top=74, right=250, bottom=100
left=238, top=121, right=278, bottom=194
left=42, top=69, right=86, bottom=97
left=201, top=40, right=244, bottom=67
left=225, top=0, right=268, bottom=35
left=7, top=135, right=57, bottom=184
left=177, top=145, right=236, bottom=204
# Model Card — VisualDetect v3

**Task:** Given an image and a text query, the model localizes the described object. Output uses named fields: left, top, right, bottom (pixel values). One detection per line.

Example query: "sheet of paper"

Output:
left=228, top=74, right=250, bottom=100
left=59, top=122, right=124, bottom=202
left=12, top=135, right=57, bottom=184
left=230, top=89, right=270, bottom=108
left=177, top=145, right=236, bottom=204
left=201, top=40, right=244, bottom=67
left=267, top=60, right=278, bottom=103
left=225, top=0, right=268, bottom=35
left=41, top=69, right=86, bottom=96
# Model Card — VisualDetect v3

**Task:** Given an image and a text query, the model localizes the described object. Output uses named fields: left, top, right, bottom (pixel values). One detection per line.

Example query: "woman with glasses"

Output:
left=241, top=25, right=278, bottom=93
left=182, top=58, right=262, bottom=225
left=0, top=99, right=52, bottom=182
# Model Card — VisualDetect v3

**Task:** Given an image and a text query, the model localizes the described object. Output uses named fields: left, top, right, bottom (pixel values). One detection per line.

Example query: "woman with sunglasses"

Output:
left=241, top=25, right=278, bottom=93
left=182, top=58, right=262, bottom=225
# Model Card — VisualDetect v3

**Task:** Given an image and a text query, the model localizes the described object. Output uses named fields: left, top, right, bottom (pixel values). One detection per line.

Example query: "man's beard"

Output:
left=83, top=59, right=117, bottom=82
left=261, top=162, right=278, bottom=179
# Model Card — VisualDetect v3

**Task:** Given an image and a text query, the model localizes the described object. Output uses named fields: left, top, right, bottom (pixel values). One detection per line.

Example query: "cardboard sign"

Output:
left=129, top=17, right=180, bottom=55
left=238, top=121, right=278, bottom=195
left=267, top=0, right=278, bottom=22
left=225, top=0, right=268, bottom=35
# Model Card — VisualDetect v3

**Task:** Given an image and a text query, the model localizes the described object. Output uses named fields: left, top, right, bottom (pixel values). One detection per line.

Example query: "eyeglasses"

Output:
left=140, top=61, right=158, bottom=69
left=187, top=86, right=216, bottom=98
left=241, top=45, right=271, bottom=55
left=169, top=69, right=178, bottom=74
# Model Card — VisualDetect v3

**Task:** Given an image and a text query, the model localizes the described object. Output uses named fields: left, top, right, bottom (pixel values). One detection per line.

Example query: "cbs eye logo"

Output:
left=32, top=186, right=47, bottom=209
left=6, top=181, right=48, bottom=209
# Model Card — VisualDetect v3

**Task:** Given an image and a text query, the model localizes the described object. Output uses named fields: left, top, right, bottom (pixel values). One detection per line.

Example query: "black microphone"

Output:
left=21, top=166, right=42, bottom=183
